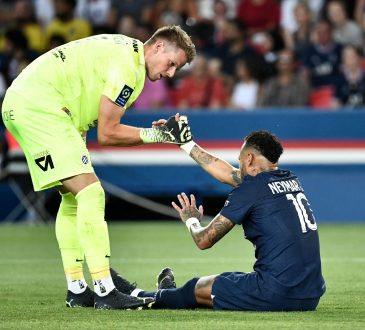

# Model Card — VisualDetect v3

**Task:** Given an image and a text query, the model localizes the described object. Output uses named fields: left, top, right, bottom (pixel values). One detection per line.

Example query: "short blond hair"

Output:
left=145, top=25, right=196, bottom=64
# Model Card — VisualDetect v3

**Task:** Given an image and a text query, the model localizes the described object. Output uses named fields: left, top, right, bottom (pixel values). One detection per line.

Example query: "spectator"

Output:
left=13, top=0, right=45, bottom=53
left=282, top=1, right=315, bottom=58
left=76, top=0, right=111, bottom=31
left=280, top=0, right=324, bottom=35
left=0, top=0, right=16, bottom=28
left=236, top=0, right=281, bottom=36
left=300, top=20, right=342, bottom=89
left=229, top=58, right=260, bottom=110
left=0, top=28, right=38, bottom=87
left=133, top=78, right=171, bottom=110
left=196, top=0, right=237, bottom=45
left=326, top=0, right=363, bottom=48
left=0, top=72, right=6, bottom=100
left=117, top=15, right=139, bottom=39
left=47, top=33, right=66, bottom=51
left=33, top=0, right=55, bottom=28
left=258, top=49, right=310, bottom=107
left=251, top=30, right=281, bottom=80
left=45, top=0, right=92, bottom=47
left=354, top=0, right=365, bottom=31
left=151, top=0, right=198, bottom=30
left=213, top=19, right=257, bottom=77
left=174, top=54, right=229, bottom=109
left=108, top=0, right=155, bottom=31
left=197, top=0, right=237, bottom=21
left=333, top=46, right=365, bottom=108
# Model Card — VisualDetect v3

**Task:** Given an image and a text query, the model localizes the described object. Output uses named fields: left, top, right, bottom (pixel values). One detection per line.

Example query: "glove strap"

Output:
left=140, top=127, right=166, bottom=144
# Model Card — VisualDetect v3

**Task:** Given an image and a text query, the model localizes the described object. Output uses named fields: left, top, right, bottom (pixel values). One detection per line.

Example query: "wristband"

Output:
left=180, top=140, right=196, bottom=155
left=185, top=217, right=200, bottom=230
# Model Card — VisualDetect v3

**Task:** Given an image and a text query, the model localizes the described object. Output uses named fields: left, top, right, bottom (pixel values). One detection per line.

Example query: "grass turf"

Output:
left=0, top=222, right=364, bottom=329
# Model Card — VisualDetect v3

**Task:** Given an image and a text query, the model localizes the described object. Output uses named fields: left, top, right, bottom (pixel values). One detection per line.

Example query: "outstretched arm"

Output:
left=97, top=96, right=144, bottom=146
left=172, top=192, right=235, bottom=250
left=183, top=142, right=241, bottom=187
left=151, top=115, right=241, bottom=186
left=97, top=96, right=191, bottom=146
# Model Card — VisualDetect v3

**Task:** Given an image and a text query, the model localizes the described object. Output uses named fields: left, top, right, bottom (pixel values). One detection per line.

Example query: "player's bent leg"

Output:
left=194, top=275, right=218, bottom=307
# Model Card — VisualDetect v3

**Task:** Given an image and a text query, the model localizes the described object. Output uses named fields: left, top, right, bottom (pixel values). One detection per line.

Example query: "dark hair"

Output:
left=5, top=28, right=28, bottom=50
left=65, top=0, right=76, bottom=8
left=244, top=130, right=283, bottom=163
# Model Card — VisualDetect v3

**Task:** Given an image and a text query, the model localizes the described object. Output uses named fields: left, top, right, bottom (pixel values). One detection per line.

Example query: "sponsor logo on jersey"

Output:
left=115, top=85, right=134, bottom=107
left=132, top=39, right=139, bottom=53
left=33, top=151, right=55, bottom=172
left=52, top=48, right=66, bottom=62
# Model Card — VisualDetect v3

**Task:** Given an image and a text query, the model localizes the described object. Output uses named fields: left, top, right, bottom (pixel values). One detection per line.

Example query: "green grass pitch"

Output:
left=0, top=222, right=364, bottom=329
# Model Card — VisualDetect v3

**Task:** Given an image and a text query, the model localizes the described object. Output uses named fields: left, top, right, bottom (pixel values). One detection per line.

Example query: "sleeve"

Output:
left=219, top=180, right=260, bottom=225
left=102, top=63, right=140, bottom=109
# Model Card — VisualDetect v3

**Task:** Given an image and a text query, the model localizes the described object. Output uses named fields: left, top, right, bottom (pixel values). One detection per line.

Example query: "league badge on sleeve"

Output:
left=115, top=84, right=134, bottom=107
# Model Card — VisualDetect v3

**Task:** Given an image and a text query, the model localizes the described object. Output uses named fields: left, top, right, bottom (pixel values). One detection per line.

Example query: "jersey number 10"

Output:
left=286, top=193, right=317, bottom=233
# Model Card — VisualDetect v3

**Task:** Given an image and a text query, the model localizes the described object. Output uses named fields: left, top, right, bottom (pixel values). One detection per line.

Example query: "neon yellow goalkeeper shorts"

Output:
left=2, top=91, right=94, bottom=191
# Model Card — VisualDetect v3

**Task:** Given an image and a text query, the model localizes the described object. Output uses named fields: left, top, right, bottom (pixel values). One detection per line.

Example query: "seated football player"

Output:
left=110, top=130, right=326, bottom=311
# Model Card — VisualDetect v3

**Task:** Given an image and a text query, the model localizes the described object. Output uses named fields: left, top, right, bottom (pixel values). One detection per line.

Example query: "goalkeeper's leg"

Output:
left=74, top=181, right=115, bottom=295
left=61, top=175, right=153, bottom=309
left=55, top=192, right=94, bottom=307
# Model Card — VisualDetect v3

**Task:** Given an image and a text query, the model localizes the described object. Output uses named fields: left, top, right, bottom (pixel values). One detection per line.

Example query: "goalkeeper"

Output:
left=1, top=26, right=195, bottom=310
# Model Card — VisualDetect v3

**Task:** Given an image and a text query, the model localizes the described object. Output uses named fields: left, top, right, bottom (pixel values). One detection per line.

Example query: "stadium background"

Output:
left=1, top=0, right=365, bottom=223
left=0, top=2, right=364, bottom=329
left=1, top=109, right=365, bottom=223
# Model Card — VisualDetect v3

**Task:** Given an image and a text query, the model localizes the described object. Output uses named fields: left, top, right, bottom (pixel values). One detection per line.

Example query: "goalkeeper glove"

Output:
left=140, top=115, right=193, bottom=144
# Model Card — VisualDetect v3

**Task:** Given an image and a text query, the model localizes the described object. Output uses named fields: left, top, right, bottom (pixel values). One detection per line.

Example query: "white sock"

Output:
left=130, top=288, right=143, bottom=297
left=93, top=277, right=115, bottom=297
left=67, top=279, right=88, bottom=294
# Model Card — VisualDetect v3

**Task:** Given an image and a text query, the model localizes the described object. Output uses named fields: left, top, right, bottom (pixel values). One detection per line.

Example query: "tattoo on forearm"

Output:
left=191, top=147, right=219, bottom=166
left=192, top=215, right=234, bottom=247
left=231, top=170, right=242, bottom=185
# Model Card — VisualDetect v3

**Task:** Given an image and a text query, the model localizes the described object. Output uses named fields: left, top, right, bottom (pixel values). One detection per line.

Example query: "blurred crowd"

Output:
left=1, top=0, right=365, bottom=110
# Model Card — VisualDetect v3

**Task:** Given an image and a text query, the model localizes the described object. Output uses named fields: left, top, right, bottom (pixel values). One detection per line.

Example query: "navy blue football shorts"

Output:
left=211, top=271, right=320, bottom=311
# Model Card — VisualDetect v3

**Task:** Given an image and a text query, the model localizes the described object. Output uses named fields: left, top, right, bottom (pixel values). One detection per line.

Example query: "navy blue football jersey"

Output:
left=220, top=169, right=326, bottom=299
left=302, top=43, right=342, bottom=88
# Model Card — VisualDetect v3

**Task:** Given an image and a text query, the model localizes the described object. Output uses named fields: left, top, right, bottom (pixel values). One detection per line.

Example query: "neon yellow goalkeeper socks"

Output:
left=75, top=182, right=111, bottom=280
left=56, top=192, right=85, bottom=281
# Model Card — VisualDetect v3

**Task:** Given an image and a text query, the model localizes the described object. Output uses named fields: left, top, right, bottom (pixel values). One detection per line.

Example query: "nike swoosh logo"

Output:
left=105, top=255, right=110, bottom=258
left=76, top=259, right=84, bottom=262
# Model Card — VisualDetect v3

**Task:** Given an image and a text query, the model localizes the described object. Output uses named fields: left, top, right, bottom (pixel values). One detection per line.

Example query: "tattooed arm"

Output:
left=189, top=144, right=241, bottom=187
left=189, top=214, right=235, bottom=250
left=172, top=192, right=235, bottom=249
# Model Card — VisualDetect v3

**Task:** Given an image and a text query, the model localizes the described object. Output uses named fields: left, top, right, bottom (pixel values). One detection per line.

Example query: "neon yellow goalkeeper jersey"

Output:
left=9, top=34, right=146, bottom=133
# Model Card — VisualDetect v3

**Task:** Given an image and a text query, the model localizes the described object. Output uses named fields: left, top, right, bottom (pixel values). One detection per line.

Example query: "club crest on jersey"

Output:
left=115, top=85, right=133, bottom=107
left=81, top=154, right=89, bottom=165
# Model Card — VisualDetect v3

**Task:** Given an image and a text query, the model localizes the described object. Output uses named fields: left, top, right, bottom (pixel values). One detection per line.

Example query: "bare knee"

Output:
left=195, top=275, right=218, bottom=307
left=61, top=173, right=99, bottom=195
